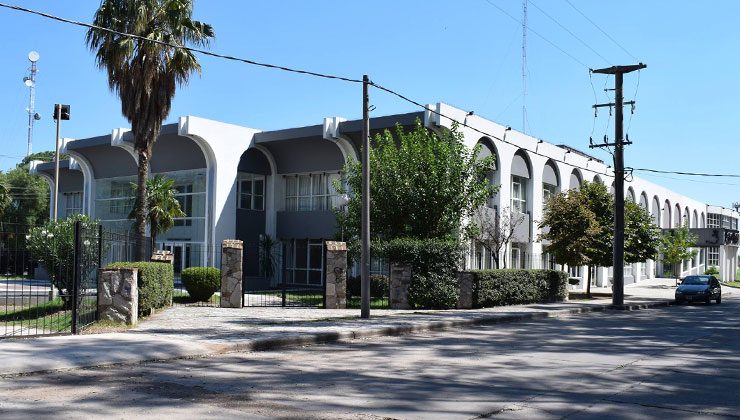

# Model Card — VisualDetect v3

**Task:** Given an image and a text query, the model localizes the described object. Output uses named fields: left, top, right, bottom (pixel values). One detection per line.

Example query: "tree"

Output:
left=129, top=174, right=185, bottom=250
left=0, top=167, right=49, bottom=227
left=624, top=200, right=661, bottom=264
left=336, top=120, right=497, bottom=242
left=0, top=181, right=9, bottom=220
left=472, top=206, right=525, bottom=269
left=539, top=189, right=600, bottom=282
left=87, top=0, right=214, bottom=260
left=579, top=181, right=614, bottom=297
left=658, top=223, right=698, bottom=286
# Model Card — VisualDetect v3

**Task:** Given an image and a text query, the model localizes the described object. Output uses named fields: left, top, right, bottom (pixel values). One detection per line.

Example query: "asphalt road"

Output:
left=1, top=297, right=738, bottom=419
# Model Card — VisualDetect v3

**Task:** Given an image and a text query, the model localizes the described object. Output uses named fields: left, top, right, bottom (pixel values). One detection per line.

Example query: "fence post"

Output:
left=71, top=220, right=81, bottom=334
left=97, top=224, right=103, bottom=270
left=324, top=241, right=347, bottom=309
left=389, top=263, right=412, bottom=309
left=220, top=240, right=244, bottom=308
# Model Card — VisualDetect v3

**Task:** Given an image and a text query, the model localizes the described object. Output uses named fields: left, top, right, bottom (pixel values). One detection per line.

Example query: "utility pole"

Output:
left=361, top=75, right=371, bottom=319
left=590, top=63, right=646, bottom=306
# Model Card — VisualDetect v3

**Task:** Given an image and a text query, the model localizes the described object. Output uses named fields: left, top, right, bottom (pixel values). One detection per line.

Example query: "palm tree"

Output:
left=86, top=0, right=214, bottom=260
left=129, top=175, right=185, bottom=251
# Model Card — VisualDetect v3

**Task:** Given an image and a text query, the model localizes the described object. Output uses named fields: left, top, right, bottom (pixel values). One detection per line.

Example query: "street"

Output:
left=1, top=297, right=738, bottom=419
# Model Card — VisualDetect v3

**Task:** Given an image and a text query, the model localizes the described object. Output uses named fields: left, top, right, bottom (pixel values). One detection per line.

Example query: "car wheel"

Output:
left=717, top=296, right=722, bottom=304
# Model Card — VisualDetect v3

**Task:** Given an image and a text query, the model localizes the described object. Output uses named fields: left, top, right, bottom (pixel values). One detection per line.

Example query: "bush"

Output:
left=408, top=273, right=459, bottom=309
left=705, top=266, right=720, bottom=278
left=346, top=274, right=389, bottom=299
left=469, top=269, right=568, bottom=308
left=108, top=261, right=174, bottom=314
left=181, top=267, right=221, bottom=302
left=373, top=237, right=462, bottom=277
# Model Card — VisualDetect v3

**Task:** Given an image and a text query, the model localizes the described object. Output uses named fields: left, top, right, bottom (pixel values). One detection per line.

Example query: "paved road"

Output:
left=1, top=297, right=738, bottom=419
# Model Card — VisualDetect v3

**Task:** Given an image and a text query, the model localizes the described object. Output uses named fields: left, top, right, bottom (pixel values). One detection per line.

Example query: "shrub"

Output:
left=408, top=273, right=459, bottom=309
left=373, top=237, right=463, bottom=278
left=346, top=274, right=389, bottom=299
left=470, top=269, right=568, bottom=308
left=704, top=266, right=720, bottom=278
left=181, top=267, right=221, bottom=302
left=108, top=261, right=174, bottom=314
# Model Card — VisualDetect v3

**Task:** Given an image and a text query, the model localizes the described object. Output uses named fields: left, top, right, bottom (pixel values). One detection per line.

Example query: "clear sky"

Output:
left=0, top=1, right=738, bottom=207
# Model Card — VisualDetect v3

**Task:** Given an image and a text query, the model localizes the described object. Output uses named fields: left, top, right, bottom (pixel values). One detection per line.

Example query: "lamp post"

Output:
left=52, top=104, right=70, bottom=221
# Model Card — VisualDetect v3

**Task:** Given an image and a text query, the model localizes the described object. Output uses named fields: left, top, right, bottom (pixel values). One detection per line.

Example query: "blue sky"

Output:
left=1, top=1, right=738, bottom=207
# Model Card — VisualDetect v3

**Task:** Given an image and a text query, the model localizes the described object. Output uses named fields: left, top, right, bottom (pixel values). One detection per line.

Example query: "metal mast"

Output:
left=521, top=0, right=527, bottom=134
left=24, top=51, right=40, bottom=157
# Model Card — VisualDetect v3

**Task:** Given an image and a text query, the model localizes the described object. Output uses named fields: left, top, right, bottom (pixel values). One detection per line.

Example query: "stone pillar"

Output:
left=220, top=239, right=243, bottom=308
left=457, top=271, right=474, bottom=309
left=390, top=263, right=412, bottom=309
left=324, top=241, right=347, bottom=309
left=98, top=268, right=138, bottom=325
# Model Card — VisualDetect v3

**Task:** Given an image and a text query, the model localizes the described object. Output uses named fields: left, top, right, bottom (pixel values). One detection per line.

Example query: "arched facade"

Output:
left=477, top=137, right=500, bottom=209
left=663, top=200, right=672, bottom=229
left=652, top=196, right=661, bottom=225
left=627, top=186, right=636, bottom=202
left=639, top=192, right=649, bottom=209
left=542, top=159, right=560, bottom=203
left=569, top=169, right=583, bottom=190
left=510, top=149, right=532, bottom=215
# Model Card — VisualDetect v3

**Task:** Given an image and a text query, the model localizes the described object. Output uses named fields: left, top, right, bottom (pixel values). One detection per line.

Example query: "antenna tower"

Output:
left=521, top=0, right=527, bottom=134
left=24, top=51, right=40, bottom=157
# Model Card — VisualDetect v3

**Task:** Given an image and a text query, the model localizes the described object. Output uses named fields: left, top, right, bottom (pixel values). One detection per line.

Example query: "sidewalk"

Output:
left=0, top=278, right=735, bottom=377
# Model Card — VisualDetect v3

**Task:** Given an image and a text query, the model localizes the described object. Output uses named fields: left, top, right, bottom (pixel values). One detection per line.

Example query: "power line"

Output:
left=638, top=172, right=740, bottom=187
left=563, top=0, right=638, bottom=62
left=481, top=0, right=590, bottom=69
left=528, top=0, right=611, bottom=65
left=631, top=168, right=740, bottom=178
left=0, top=2, right=363, bottom=85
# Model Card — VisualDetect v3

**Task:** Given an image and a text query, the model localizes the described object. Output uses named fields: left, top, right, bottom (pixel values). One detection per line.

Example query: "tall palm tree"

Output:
left=129, top=175, right=185, bottom=250
left=86, top=0, right=214, bottom=260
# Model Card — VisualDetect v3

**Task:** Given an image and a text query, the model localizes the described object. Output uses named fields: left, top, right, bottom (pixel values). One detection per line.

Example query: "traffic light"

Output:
left=53, top=104, right=70, bottom=121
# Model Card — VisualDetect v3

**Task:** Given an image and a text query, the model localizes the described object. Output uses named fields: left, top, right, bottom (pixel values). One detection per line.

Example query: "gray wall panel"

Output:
left=276, top=211, right=337, bottom=239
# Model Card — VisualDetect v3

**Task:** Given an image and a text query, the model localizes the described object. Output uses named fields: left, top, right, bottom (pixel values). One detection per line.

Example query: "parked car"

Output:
left=675, top=275, right=721, bottom=304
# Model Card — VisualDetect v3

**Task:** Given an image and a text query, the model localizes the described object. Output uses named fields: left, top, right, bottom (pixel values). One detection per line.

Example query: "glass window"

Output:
left=284, top=173, right=340, bottom=211
left=707, top=213, right=721, bottom=228
left=511, top=176, right=527, bottom=214
left=238, top=174, right=265, bottom=211
left=284, top=239, right=324, bottom=285
left=64, top=191, right=83, bottom=217
left=708, top=246, right=720, bottom=267
left=542, top=183, right=557, bottom=203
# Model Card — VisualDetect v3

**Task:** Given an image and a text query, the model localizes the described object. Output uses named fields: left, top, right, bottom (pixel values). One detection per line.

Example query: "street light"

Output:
left=52, top=104, right=70, bottom=221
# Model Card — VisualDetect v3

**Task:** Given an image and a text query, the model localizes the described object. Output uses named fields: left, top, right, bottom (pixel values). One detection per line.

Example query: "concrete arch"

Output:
left=639, top=191, right=649, bottom=209
left=684, top=206, right=690, bottom=227
left=701, top=212, right=706, bottom=228
left=692, top=210, right=699, bottom=228
left=674, top=204, right=682, bottom=228
left=510, top=149, right=533, bottom=214
left=569, top=168, right=583, bottom=190
left=593, top=174, right=604, bottom=184
left=663, top=199, right=672, bottom=229
left=627, top=186, right=636, bottom=202
left=477, top=137, right=500, bottom=208
left=542, top=159, right=560, bottom=192
left=652, top=196, right=661, bottom=226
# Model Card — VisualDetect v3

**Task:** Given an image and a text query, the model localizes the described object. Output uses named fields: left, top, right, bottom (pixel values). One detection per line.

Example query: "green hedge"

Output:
left=347, top=274, right=390, bottom=299
left=181, top=267, right=221, bottom=302
left=469, top=269, right=568, bottom=308
left=408, top=273, right=458, bottom=309
left=107, top=262, right=174, bottom=314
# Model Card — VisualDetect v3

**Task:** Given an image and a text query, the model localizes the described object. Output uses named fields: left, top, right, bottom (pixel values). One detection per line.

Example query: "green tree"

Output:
left=579, top=181, right=614, bottom=297
left=337, top=120, right=497, bottom=242
left=26, top=214, right=98, bottom=307
left=624, top=200, right=661, bottom=264
left=87, top=0, right=214, bottom=260
left=0, top=180, right=9, bottom=220
left=658, top=223, right=698, bottom=286
left=129, top=175, right=185, bottom=249
left=0, top=167, right=49, bottom=227
left=539, top=189, right=600, bottom=284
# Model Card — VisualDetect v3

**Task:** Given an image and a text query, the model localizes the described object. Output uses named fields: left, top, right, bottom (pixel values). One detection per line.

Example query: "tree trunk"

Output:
left=586, top=265, right=592, bottom=298
left=134, top=149, right=149, bottom=261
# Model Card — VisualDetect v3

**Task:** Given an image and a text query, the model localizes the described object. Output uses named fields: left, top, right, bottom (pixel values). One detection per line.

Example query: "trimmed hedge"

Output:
left=107, top=261, right=174, bottom=314
left=376, top=237, right=463, bottom=309
left=181, top=267, right=221, bottom=302
left=469, top=269, right=568, bottom=308
left=347, top=274, right=390, bottom=299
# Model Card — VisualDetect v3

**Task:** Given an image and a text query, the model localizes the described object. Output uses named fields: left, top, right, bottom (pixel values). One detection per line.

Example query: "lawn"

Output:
left=726, top=281, right=740, bottom=288
left=1, top=297, right=72, bottom=335
left=172, top=290, right=221, bottom=305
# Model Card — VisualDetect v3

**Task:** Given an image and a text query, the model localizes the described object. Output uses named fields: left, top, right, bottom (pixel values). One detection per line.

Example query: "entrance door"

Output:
left=163, top=243, right=186, bottom=275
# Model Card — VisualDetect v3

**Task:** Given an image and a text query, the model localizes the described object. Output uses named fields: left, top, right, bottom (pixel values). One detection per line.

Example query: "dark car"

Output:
left=675, top=275, right=721, bottom=304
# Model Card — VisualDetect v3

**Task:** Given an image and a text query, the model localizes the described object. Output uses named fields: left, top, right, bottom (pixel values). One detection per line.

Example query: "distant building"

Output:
left=32, top=103, right=738, bottom=287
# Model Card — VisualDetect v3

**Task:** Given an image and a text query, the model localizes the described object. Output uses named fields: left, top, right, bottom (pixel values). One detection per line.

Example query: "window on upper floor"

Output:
left=284, top=173, right=340, bottom=212
left=238, top=174, right=265, bottom=211
left=511, top=176, right=527, bottom=214
left=542, top=183, right=557, bottom=203
left=707, top=213, right=721, bottom=228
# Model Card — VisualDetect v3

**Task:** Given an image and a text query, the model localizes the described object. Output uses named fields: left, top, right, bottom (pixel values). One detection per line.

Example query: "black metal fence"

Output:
left=1, top=221, right=142, bottom=339
left=162, top=242, right=220, bottom=307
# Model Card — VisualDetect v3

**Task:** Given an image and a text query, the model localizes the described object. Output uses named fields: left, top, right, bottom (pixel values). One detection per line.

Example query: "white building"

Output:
left=31, top=103, right=739, bottom=288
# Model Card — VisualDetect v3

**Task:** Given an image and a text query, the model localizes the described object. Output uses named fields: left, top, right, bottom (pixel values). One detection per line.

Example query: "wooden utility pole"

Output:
left=361, top=75, right=371, bottom=319
left=590, top=63, right=646, bottom=306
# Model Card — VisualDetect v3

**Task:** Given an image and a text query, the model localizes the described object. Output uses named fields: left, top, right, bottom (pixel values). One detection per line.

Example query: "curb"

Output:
left=1, top=299, right=673, bottom=378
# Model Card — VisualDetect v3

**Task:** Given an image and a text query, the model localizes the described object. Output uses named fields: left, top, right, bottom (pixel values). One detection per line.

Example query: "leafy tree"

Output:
left=17, top=151, right=66, bottom=170
left=26, top=214, right=98, bottom=307
left=579, top=181, right=614, bottom=297
left=129, top=175, right=185, bottom=249
left=0, top=167, right=49, bottom=227
left=471, top=206, right=525, bottom=269
left=87, top=0, right=214, bottom=260
left=0, top=180, right=9, bottom=220
left=624, top=200, right=661, bottom=264
left=539, top=188, right=600, bottom=284
left=337, top=120, right=497, bottom=242
left=658, top=223, right=698, bottom=286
